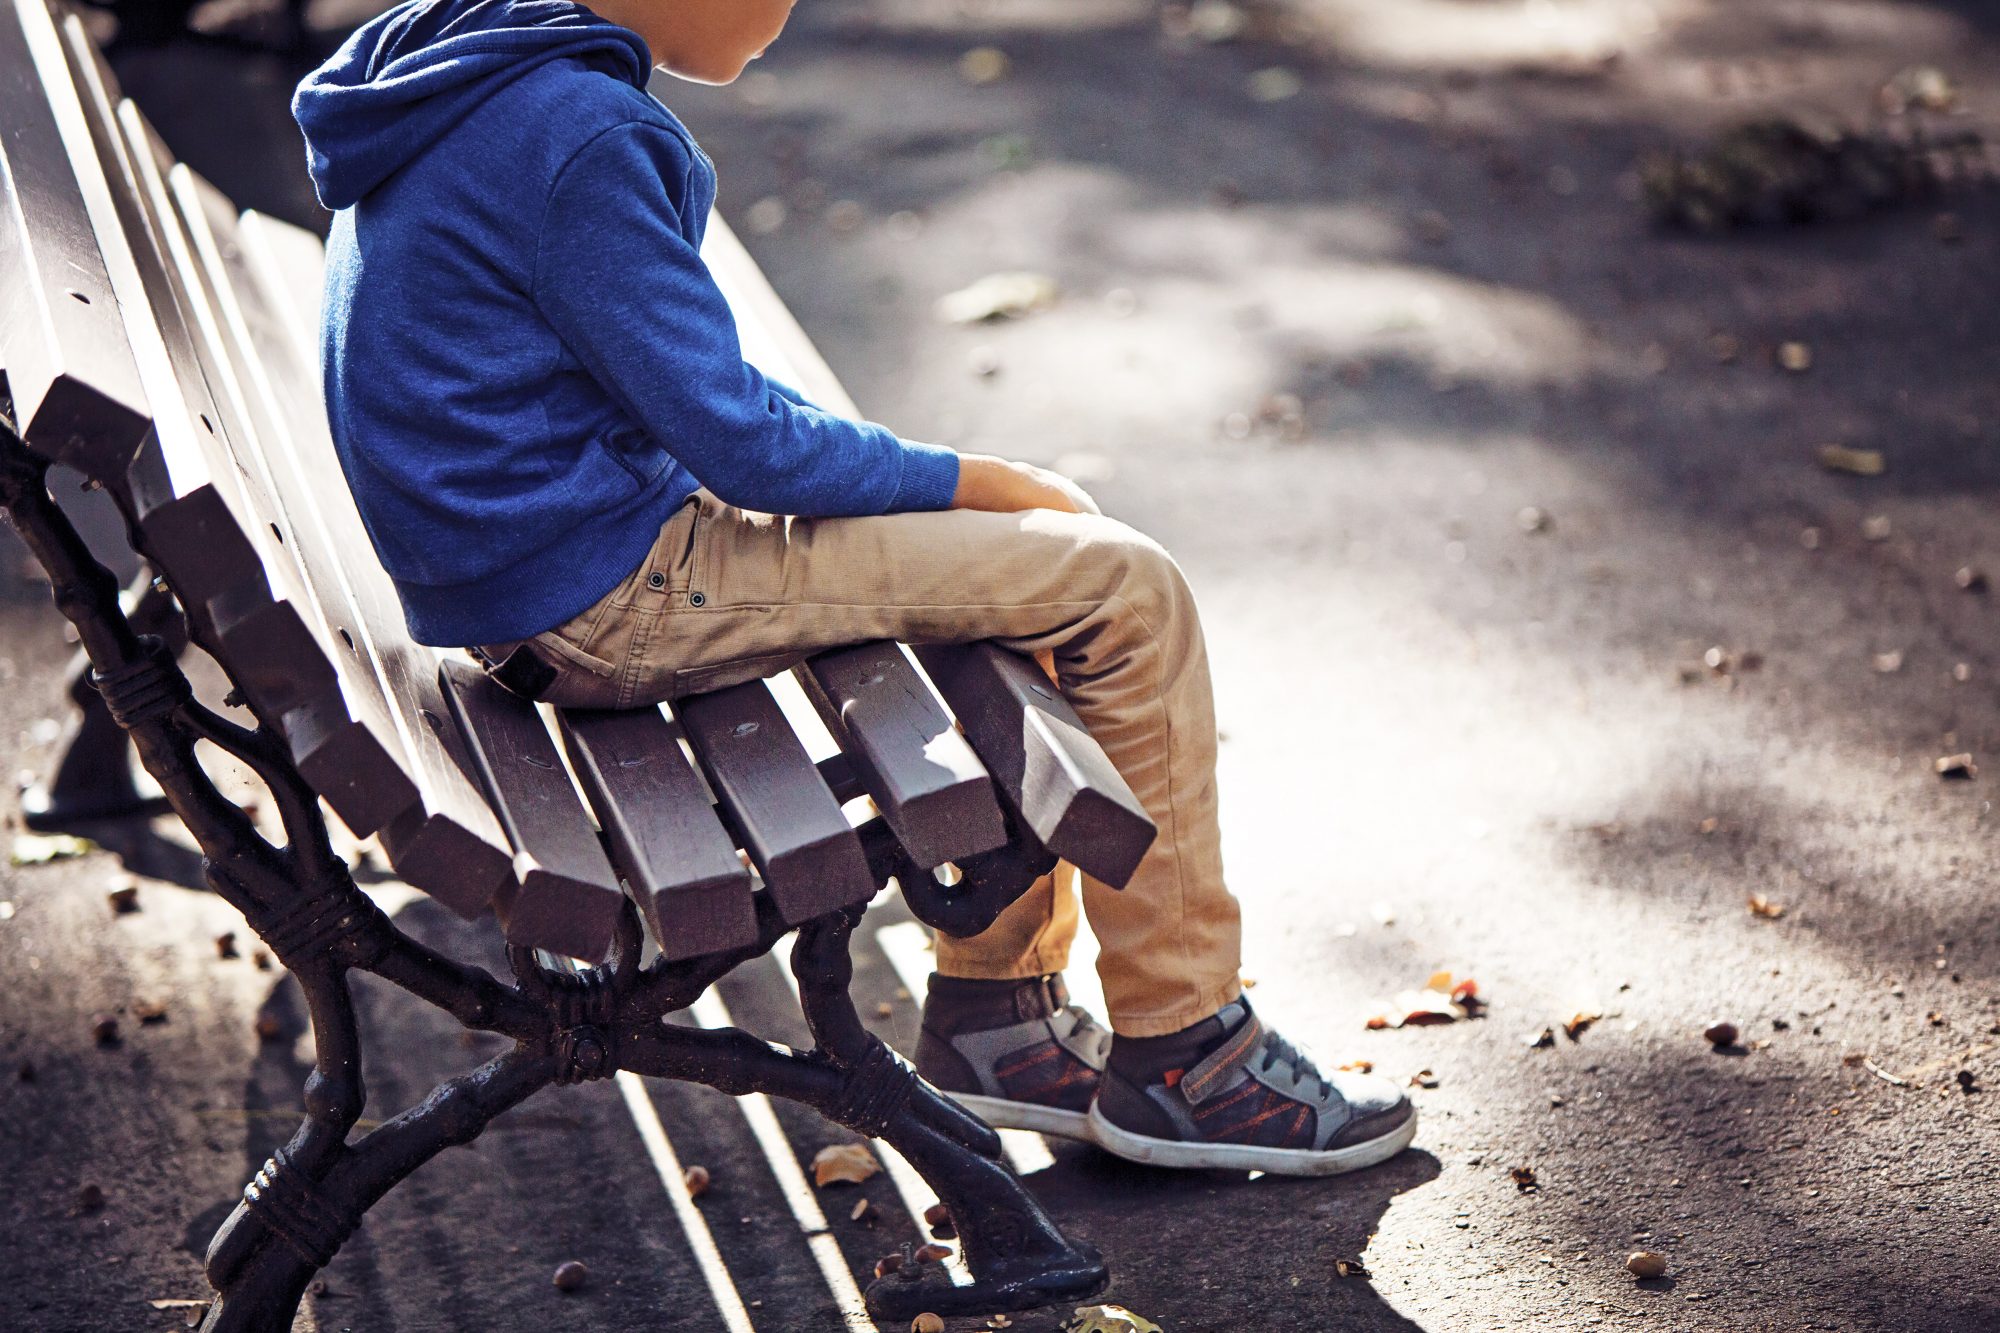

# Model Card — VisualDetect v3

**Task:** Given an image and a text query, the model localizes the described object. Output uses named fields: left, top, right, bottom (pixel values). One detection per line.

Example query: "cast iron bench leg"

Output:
left=5, top=418, right=1107, bottom=1331
left=20, top=570, right=183, bottom=829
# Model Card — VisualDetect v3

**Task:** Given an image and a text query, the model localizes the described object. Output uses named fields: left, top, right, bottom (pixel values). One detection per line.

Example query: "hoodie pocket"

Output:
left=595, top=426, right=669, bottom=489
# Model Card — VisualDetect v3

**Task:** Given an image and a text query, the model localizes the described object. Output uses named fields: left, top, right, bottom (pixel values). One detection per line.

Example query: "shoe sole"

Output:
left=1085, top=1102, right=1419, bottom=1176
left=947, top=1092, right=1097, bottom=1144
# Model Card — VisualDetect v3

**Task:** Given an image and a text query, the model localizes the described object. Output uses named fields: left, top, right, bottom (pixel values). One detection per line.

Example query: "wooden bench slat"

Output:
left=7, top=0, right=415, bottom=838
left=675, top=679, right=876, bottom=925
left=437, top=661, right=624, bottom=962
left=912, top=643, right=1156, bottom=889
left=0, top=0, right=150, bottom=481
left=49, top=32, right=420, bottom=839
left=211, top=202, right=524, bottom=915
left=556, top=705, right=757, bottom=961
left=795, top=642, right=1007, bottom=869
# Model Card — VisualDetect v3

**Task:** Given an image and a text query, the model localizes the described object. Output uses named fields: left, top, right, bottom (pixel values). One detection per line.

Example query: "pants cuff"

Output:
left=1106, top=975, right=1245, bottom=1038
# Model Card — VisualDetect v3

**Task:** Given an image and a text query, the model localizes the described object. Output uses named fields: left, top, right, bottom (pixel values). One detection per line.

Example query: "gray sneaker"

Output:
left=1088, top=999, right=1417, bottom=1175
left=914, top=973, right=1112, bottom=1142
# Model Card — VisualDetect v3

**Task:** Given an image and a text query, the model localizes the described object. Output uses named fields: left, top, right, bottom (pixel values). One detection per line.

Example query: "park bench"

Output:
left=0, top=0, right=1157, bottom=1326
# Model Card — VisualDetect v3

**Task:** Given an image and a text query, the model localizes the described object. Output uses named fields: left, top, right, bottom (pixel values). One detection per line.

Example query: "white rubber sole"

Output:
left=949, top=1092, right=1097, bottom=1143
left=1085, top=1102, right=1420, bottom=1176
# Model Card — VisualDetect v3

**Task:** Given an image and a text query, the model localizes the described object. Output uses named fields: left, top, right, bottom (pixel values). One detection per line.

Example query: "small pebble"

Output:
left=77, top=1183, right=105, bottom=1213
left=682, top=1164, right=710, bottom=1198
left=91, top=1013, right=120, bottom=1046
left=912, top=1315, right=945, bottom=1333
left=254, top=1013, right=286, bottom=1041
left=1703, top=1020, right=1739, bottom=1047
left=552, top=1260, right=588, bottom=1292
left=924, top=1201, right=956, bottom=1239
left=107, top=883, right=139, bottom=915
left=215, top=932, right=239, bottom=960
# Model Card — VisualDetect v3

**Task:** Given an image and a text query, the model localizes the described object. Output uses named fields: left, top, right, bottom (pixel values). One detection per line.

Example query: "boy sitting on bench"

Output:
left=292, top=0, right=1415, bottom=1175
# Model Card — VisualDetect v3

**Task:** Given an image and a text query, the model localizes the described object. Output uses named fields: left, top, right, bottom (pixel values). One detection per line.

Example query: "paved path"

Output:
left=4, top=1, right=2000, bottom=1329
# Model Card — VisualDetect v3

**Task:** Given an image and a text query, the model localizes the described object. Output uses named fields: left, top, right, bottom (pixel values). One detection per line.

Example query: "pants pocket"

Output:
left=668, top=650, right=804, bottom=700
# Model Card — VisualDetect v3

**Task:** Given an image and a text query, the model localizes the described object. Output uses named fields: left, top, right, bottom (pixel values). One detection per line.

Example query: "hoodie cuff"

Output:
left=888, top=439, right=961, bottom=513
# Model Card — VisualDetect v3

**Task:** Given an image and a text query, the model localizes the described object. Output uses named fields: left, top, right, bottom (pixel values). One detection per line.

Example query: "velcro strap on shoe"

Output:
left=1179, top=1014, right=1263, bottom=1107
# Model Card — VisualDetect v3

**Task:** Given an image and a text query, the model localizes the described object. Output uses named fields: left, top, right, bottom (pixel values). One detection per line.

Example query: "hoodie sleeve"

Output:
left=532, top=122, right=958, bottom=516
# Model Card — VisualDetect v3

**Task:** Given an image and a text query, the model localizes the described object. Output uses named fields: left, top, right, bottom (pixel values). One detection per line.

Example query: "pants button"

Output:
left=647, top=572, right=666, bottom=590
left=689, top=591, right=706, bottom=607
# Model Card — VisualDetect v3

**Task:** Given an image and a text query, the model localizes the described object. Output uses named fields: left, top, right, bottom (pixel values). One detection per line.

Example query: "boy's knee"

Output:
left=1083, top=516, right=1194, bottom=617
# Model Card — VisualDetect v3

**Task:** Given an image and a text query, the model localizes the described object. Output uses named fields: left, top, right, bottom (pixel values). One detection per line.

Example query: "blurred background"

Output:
left=6, top=1, right=2000, bottom=1329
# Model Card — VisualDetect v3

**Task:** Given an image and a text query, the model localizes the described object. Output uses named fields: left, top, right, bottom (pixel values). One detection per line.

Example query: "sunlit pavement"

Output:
left=5, top=1, right=2000, bottom=1329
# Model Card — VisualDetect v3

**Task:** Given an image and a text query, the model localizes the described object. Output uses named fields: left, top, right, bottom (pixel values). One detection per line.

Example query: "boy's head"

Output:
left=590, top=0, right=796, bottom=85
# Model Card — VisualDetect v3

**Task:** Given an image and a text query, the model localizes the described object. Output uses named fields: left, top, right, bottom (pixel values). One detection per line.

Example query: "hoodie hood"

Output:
left=294, top=0, right=651, bottom=210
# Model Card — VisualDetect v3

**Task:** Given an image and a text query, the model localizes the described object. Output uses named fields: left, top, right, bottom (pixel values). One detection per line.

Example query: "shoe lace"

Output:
left=1258, top=1028, right=1330, bottom=1102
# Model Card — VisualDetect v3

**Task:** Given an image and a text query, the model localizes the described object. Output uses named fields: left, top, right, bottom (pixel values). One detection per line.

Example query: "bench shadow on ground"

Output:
left=182, top=888, right=1443, bottom=1329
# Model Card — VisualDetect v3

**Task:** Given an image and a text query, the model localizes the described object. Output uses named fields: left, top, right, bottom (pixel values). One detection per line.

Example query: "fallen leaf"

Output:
left=1818, top=444, right=1884, bottom=477
left=958, top=47, right=1011, bottom=85
left=1338, top=1059, right=1375, bottom=1073
left=1186, top=0, right=1248, bottom=43
left=937, top=272, right=1058, bottom=324
left=1335, top=1258, right=1372, bottom=1279
left=1936, top=753, right=1977, bottom=779
left=1410, top=1069, right=1439, bottom=1088
left=10, top=833, right=94, bottom=866
left=914, top=1243, right=954, bottom=1265
left=682, top=1164, right=710, bottom=1198
left=924, top=1202, right=957, bottom=1238
left=108, top=883, right=140, bottom=914
left=1626, top=1250, right=1669, bottom=1278
left=132, top=999, right=169, bottom=1025
left=1510, top=1166, right=1539, bottom=1192
left=1246, top=67, right=1303, bottom=103
left=1065, top=1306, right=1164, bottom=1333
left=1563, top=1009, right=1602, bottom=1040
left=913, top=1315, right=946, bottom=1333
left=811, top=1142, right=882, bottom=1188
left=850, top=1198, right=873, bottom=1223
left=1880, top=65, right=1958, bottom=114
left=1748, top=894, right=1787, bottom=919
left=1524, top=1026, right=1556, bottom=1049
left=1703, top=1020, right=1740, bottom=1048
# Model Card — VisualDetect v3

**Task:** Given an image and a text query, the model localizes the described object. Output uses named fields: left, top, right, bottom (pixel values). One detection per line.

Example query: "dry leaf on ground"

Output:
left=811, top=1142, right=881, bottom=1187
left=1510, top=1166, right=1539, bottom=1192
left=1563, top=1009, right=1602, bottom=1040
left=937, top=272, right=1058, bottom=324
left=1748, top=894, right=1786, bottom=919
left=1367, top=971, right=1482, bottom=1028
left=10, top=833, right=94, bottom=866
left=1065, top=1306, right=1163, bottom=1333
left=1818, top=445, right=1885, bottom=477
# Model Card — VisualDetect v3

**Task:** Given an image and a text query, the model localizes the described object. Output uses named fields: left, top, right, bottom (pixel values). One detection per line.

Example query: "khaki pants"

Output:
left=491, top=490, right=1243, bottom=1037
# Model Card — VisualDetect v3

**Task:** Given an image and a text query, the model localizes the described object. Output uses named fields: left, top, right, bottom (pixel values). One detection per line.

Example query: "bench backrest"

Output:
left=0, top=0, right=1155, bottom=964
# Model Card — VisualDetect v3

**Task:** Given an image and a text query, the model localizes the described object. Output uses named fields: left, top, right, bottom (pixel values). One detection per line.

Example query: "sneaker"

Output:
left=1088, top=999, right=1417, bottom=1175
left=914, top=973, right=1111, bottom=1142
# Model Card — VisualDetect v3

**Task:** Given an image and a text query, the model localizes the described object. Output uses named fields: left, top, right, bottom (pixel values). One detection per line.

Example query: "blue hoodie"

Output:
left=293, top=0, right=960, bottom=647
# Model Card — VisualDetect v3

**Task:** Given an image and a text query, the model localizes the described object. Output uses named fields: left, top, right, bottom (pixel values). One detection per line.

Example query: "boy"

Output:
left=294, top=0, right=1415, bottom=1175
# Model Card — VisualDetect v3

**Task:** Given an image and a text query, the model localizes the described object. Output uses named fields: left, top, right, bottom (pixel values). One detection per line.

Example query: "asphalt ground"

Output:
left=4, top=1, right=2000, bottom=1330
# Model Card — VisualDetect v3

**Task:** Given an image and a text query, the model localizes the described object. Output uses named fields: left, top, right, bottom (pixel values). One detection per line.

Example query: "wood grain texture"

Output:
left=676, top=679, right=876, bottom=925
left=557, top=705, right=756, bottom=961
left=795, top=642, right=1006, bottom=868
left=912, top=643, right=1156, bottom=889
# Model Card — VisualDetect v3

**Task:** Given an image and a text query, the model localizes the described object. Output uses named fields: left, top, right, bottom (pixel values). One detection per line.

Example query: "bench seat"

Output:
left=0, top=0, right=1155, bottom=966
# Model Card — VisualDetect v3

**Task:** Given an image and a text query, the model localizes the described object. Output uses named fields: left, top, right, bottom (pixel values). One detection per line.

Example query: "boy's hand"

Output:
left=950, top=453, right=1102, bottom=516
